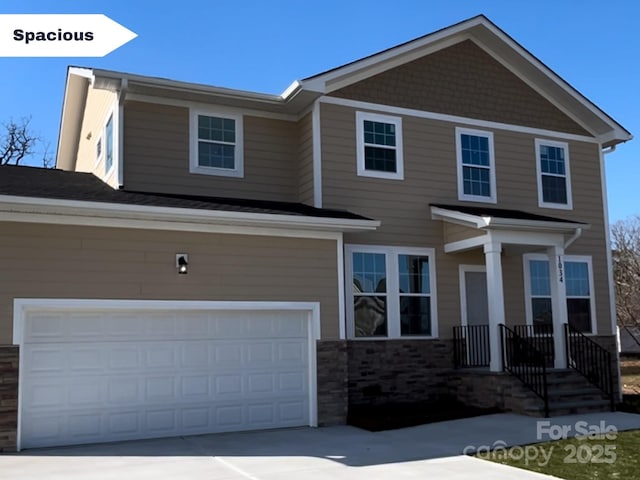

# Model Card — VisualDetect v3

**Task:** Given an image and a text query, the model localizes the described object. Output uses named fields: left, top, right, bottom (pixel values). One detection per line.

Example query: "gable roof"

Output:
left=300, top=15, right=631, bottom=146
left=57, top=15, right=631, bottom=170
left=0, top=165, right=379, bottom=233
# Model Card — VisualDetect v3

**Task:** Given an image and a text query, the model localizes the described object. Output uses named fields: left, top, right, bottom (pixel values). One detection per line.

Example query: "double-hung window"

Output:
left=190, top=109, right=244, bottom=177
left=535, top=139, right=572, bottom=209
left=356, top=112, right=404, bottom=180
left=524, top=254, right=595, bottom=333
left=456, top=127, right=496, bottom=203
left=346, top=245, right=437, bottom=338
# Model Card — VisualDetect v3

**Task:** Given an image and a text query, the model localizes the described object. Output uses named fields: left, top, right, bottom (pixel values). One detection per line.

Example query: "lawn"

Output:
left=478, top=429, right=640, bottom=479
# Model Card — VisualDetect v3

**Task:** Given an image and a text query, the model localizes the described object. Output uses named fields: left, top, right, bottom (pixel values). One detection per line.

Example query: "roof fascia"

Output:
left=486, top=216, right=590, bottom=233
left=92, top=68, right=287, bottom=105
left=431, top=206, right=486, bottom=228
left=301, top=20, right=480, bottom=93
left=475, top=21, right=631, bottom=143
left=0, top=194, right=380, bottom=233
left=431, top=206, right=588, bottom=233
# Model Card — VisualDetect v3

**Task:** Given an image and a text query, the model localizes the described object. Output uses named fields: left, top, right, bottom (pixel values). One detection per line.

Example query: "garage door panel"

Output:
left=21, top=307, right=312, bottom=449
left=144, top=344, right=177, bottom=368
left=213, top=343, right=243, bottom=366
left=27, top=347, right=66, bottom=373
left=108, top=346, right=140, bottom=369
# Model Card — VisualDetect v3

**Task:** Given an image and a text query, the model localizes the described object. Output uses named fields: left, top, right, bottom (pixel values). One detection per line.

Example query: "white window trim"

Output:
left=104, top=110, right=116, bottom=178
left=345, top=244, right=438, bottom=340
left=189, top=108, right=244, bottom=178
left=523, top=253, right=597, bottom=334
left=535, top=138, right=573, bottom=210
left=456, top=127, right=497, bottom=203
left=355, top=111, right=404, bottom=180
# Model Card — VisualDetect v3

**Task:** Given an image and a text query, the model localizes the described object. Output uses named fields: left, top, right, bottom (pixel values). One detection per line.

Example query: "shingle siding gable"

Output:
left=329, top=40, right=590, bottom=136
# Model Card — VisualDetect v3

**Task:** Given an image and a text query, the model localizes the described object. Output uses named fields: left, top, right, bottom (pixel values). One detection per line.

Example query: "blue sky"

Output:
left=2, top=1, right=638, bottom=224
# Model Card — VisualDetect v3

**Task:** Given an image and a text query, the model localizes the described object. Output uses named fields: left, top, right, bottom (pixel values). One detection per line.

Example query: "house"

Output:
left=0, top=15, right=632, bottom=451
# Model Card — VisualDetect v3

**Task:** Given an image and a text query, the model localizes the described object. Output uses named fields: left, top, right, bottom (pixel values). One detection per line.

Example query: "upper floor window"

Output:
left=535, top=139, right=572, bottom=209
left=523, top=254, right=595, bottom=334
left=189, top=109, right=244, bottom=177
left=345, top=245, right=437, bottom=339
left=356, top=111, right=404, bottom=180
left=105, top=114, right=114, bottom=175
left=456, top=127, right=496, bottom=203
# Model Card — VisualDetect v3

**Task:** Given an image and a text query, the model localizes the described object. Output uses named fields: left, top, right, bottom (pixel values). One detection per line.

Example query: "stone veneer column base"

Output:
left=316, top=340, right=348, bottom=425
left=0, top=345, right=19, bottom=453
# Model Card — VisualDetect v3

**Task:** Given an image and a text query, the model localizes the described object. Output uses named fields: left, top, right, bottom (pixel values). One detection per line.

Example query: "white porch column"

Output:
left=548, top=245, right=568, bottom=368
left=484, top=241, right=505, bottom=372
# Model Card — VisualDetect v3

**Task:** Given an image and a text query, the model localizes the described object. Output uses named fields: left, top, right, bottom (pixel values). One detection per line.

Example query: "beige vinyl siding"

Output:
left=0, top=222, right=340, bottom=343
left=75, top=88, right=118, bottom=186
left=443, top=223, right=486, bottom=244
left=297, top=112, right=314, bottom=204
left=123, top=101, right=298, bottom=201
left=323, top=102, right=613, bottom=336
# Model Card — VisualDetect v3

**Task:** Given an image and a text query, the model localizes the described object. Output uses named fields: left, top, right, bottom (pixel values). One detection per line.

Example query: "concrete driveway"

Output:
left=3, top=412, right=640, bottom=479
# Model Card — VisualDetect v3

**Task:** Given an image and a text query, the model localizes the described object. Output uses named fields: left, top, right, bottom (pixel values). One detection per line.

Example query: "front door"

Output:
left=460, top=266, right=490, bottom=365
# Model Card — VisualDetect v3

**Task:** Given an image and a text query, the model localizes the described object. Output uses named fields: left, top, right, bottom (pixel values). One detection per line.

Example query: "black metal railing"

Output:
left=564, top=324, right=615, bottom=411
left=500, top=324, right=549, bottom=417
left=453, top=325, right=490, bottom=368
left=513, top=324, right=555, bottom=367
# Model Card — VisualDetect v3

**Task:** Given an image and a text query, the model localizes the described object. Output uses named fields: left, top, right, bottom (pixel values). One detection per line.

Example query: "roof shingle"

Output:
left=0, top=165, right=371, bottom=220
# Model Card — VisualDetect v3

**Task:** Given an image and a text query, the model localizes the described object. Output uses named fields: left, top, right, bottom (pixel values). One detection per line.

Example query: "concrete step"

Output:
left=547, top=387, right=606, bottom=399
left=524, top=398, right=612, bottom=417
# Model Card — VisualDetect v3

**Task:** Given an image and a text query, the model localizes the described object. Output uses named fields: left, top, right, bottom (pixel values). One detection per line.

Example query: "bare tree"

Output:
left=612, top=216, right=640, bottom=348
left=0, top=117, right=43, bottom=166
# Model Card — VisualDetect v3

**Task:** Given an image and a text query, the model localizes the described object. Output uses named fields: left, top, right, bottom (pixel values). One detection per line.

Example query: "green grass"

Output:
left=478, top=430, right=640, bottom=479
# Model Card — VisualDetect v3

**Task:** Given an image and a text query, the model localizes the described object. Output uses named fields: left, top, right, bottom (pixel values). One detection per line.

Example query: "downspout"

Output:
left=564, top=227, right=583, bottom=249
left=601, top=143, right=622, bottom=400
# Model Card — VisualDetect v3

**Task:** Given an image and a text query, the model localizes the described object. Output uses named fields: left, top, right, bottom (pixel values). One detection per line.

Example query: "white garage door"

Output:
left=19, top=305, right=313, bottom=449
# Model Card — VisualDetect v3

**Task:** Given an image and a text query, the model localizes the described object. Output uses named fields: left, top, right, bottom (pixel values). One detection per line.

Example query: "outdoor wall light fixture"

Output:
left=176, top=254, right=188, bottom=274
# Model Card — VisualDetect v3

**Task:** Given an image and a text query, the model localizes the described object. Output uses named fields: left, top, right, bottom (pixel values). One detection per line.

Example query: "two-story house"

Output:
left=0, top=15, right=631, bottom=451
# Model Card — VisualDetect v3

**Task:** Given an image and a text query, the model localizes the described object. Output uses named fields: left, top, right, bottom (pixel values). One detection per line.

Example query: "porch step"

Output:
left=548, top=387, right=605, bottom=398
left=526, top=398, right=611, bottom=416
left=508, top=368, right=613, bottom=417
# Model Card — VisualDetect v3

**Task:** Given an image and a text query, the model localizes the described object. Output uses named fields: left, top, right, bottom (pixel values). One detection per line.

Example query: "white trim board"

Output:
left=312, top=100, right=323, bottom=207
left=125, top=93, right=298, bottom=122
left=320, top=96, right=600, bottom=144
left=0, top=195, right=380, bottom=237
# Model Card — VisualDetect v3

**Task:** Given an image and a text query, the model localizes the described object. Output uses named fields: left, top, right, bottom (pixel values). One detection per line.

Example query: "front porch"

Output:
left=432, top=203, right=590, bottom=373
left=429, top=204, right=617, bottom=416
left=452, top=322, right=617, bottom=416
